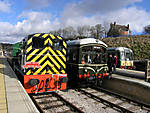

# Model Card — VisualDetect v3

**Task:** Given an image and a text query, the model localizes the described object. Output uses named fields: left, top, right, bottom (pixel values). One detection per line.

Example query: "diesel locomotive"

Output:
left=108, top=47, right=134, bottom=69
left=9, top=33, right=68, bottom=93
left=66, top=38, right=108, bottom=86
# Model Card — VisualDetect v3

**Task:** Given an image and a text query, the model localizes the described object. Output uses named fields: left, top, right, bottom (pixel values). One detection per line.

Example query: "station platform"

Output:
left=115, top=68, right=145, bottom=79
left=103, top=69, right=150, bottom=104
left=0, top=56, right=39, bottom=113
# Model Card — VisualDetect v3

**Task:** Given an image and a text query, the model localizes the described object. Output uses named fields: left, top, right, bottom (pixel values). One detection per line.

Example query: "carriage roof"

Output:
left=67, top=38, right=107, bottom=47
left=108, top=47, right=133, bottom=52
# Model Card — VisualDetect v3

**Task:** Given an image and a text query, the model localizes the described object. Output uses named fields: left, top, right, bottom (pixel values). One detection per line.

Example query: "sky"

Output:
left=0, top=0, right=150, bottom=43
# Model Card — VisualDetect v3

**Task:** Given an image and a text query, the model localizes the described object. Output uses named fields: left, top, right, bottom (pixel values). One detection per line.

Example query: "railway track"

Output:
left=31, top=92, right=84, bottom=113
left=76, top=87, right=150, bottom=113
left=91, top=86, right=150, bottom=109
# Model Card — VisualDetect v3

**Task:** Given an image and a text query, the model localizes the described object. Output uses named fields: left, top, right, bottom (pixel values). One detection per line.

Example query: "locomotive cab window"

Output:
left=32, top=37, right=44, bottom=49
left=53, top=39, right=63, bottom=50
left=81, top=46, right=107, bottom=64
left=81, top=46, right=92, bottom=64
left=125, top=50, right=133, bottom=60
left=93, top=46, right=104, bottom=64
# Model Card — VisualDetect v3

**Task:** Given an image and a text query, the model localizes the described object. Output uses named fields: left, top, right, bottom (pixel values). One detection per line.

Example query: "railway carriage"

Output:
left=10, top=33, right=68, bottom=93
left=108, top=47, right=134, bottom=69
left=66, top=38, right=108, bottom=87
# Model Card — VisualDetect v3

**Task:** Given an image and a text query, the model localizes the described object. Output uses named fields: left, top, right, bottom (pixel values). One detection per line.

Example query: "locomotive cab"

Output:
left=66, top=38, right=108, bottom=87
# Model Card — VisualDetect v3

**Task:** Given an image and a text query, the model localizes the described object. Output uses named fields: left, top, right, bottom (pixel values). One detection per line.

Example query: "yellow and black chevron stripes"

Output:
left=25, top=33, right=67, bottom=75
left=34, top=33, right=41, bottom=37
left=27, top=38, right=32, bottom=45
left=27, top=49, right=39, bottom=61
left=48, top=47, right=66, bottom=68
left=56, top=50, right=66, bottom=62
left=44, top=38, right=53, bottom=46
left=33, top=60, right=58, bottom=75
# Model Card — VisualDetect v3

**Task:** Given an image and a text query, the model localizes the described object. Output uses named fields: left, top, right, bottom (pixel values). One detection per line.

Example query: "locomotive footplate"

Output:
left=24, top=74, right=67, bottom=93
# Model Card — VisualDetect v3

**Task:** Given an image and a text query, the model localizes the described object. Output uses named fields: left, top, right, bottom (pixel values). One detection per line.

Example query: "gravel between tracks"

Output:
left=58, top=89, right=119, bottom=113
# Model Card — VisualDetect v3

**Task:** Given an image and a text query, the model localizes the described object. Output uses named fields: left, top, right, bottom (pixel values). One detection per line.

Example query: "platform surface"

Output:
left=116, top=68, right=145, bottom=79
left=113, top=68, right=150, bottom=87
left=0, top=56, right=39, bottom=113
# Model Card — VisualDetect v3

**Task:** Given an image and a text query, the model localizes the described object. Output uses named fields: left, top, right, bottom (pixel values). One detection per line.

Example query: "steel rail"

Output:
left=31, top=92, right=85, bottom=113
left=52, top=92, right=85, bottom=113
left=77, top=88, right=134, bottom=113
left=30, top=95, right=45, bottom=113
left=91, top=85, right=150, bottom=109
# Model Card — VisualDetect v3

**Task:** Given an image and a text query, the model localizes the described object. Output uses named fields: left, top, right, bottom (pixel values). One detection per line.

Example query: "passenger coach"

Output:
left=108, top=47, right=134, bottom=69
left=66, top=38, right=108, bottom=86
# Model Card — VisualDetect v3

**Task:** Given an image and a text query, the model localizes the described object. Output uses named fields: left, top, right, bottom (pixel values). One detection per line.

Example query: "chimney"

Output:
left=114, top=21, right=116, bottom=26
left=127, top=24, right=129, bottom=29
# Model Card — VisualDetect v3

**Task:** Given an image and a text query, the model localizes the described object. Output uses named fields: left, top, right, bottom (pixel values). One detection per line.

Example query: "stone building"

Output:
left=107, top=22, right=132, bottom=37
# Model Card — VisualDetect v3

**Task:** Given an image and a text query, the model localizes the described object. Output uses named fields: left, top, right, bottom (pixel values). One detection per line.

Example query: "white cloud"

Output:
left=62, top=0, right=142, bottom=17
left=0, top=11, right=60, bottom=43
left=61, top=0, right=150, bottom=33
left=0, top=0, right=11, bottom=13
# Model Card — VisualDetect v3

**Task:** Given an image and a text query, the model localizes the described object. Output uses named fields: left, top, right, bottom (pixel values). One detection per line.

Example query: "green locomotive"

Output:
left=66, top=38, right=108, bottom=86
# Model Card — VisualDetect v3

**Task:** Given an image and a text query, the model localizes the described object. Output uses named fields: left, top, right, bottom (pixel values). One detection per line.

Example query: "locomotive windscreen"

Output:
left=81, top=46, right=107, bottom=64
left=32, top=37, right=44, bottom=49
left=125, top=50, right=133, bottom=60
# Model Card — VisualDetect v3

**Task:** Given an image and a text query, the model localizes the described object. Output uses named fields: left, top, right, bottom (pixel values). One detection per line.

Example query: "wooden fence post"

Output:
left=145, top=60, right=150, bottom=82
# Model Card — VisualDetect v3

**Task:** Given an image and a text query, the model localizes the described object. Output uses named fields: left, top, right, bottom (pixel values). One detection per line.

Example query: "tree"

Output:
left=95, top=24, right=105, bottom=39
left=89, top=26, right=96, bottom=38
left=77, top=25, right=90, bottom=38
left=62, top=26, right=76, bottom=39
left=144, top=25, right=150, bottom=34
left=103, top=21, right=110, bottom=37
left=77, top=26, right=85, bottom=37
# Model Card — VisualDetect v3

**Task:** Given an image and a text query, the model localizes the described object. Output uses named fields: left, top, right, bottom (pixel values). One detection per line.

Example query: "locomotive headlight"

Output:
left=60, top=77, right=68, bottom=83
left=85, top=69, right=87, bottom=72
left=28, top=79, right=40, bottom=86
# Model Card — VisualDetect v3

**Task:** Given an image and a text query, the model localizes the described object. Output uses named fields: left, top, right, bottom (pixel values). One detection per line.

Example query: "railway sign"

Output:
left=24, top=62, right=41, bottom=68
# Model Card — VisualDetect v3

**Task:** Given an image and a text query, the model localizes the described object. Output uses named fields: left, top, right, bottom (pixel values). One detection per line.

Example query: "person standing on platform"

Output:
left=107, top=54, right=113, bottom=78
left=113, top=55, right=117, bottom=73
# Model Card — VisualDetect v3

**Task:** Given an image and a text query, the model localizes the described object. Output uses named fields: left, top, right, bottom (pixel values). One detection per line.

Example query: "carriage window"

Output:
left=53, top=39, right=63, bottom=50
left=82, top=46, right=92, bottom=64
left=125, top=50, right=133, bottom=60
left=32, top=37, right=44, bottom=49
left=81, top=46, right=107, bottom=64
left=120, top=51, right=125, bottom=60
left=93, top=47, right=106, bottom=64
